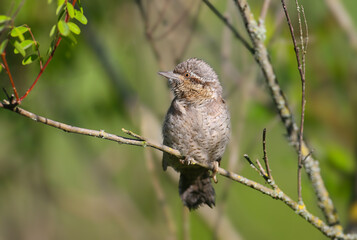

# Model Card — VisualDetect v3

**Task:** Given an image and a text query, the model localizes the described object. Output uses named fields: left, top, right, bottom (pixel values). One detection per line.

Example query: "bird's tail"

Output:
left=179, top=168, right=215, bottom=210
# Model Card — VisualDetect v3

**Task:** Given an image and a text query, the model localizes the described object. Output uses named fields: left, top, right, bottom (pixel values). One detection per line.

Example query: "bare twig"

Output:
left=244, top=154, right=267, bottom=180
left=245, top=130, right=278, bottom=190
left=262, top=128, right=272, bottom=179
left=122, top=128, right=146, bottom=140
left=281, top=0, right=307, bottom=204
left=256, top=159, right=267, bottom=177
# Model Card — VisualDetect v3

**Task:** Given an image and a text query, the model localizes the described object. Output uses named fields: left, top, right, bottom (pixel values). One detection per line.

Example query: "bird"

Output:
left=158, top=58, right=231, bottom=210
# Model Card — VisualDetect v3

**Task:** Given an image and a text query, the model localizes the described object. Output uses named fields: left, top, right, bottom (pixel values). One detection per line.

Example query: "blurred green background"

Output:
left=0, top=0, right=356, bottom=239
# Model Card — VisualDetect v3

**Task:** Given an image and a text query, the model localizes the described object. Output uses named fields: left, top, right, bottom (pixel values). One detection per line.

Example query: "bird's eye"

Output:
left=184, top=72, right=190, bottom=78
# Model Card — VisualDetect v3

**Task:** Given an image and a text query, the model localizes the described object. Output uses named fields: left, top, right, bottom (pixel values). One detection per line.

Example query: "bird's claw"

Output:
left=180, top=156, right=194, bottom=165
left=211, top=161, right=219, bottom=183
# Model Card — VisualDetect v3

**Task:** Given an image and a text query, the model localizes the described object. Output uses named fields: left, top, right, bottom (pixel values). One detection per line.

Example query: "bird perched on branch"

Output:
left=158, top=58, right=231, bottom=210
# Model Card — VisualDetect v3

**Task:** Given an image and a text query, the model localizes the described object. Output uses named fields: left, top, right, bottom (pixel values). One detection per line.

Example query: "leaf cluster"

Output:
left=0, top=0, right=87, bottom=72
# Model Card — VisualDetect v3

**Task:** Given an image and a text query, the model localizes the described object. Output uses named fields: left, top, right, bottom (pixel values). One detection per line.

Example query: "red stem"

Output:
left=19, top=0, right=77, bottom=102
left=19, top=36, right=62, bottom=101
left=1, top=52, right=20, bottom=102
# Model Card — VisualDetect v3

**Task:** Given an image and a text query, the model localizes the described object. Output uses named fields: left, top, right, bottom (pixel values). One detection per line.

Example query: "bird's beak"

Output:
left=158, top=71, right=180, bottom=80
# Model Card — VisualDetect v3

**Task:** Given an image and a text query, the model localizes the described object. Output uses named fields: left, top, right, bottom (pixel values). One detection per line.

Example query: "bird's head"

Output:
left=158, top=58, right=223, bottom=102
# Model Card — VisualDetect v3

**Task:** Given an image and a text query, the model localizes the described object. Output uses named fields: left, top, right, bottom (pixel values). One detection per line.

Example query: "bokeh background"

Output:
left=0, top=0, right=356, bottom=239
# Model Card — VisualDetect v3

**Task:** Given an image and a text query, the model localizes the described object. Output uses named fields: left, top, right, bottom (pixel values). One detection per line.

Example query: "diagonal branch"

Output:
left=230, top=0, right=340, bottom=227
left=0, top=100, right=354, bottom=239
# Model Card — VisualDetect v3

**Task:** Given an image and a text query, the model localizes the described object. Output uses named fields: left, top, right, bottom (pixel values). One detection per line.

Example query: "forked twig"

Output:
left=281, top=0, right=308, bottom=204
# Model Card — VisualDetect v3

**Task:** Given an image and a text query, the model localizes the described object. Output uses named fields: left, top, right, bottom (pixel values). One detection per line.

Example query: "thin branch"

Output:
left=301, top=6, right=308, bottom=77
left=256, top=159, right=268, bottom=177
left=281, top=0, right=307, bottom=204
left=244, top=154, right=268, bottom=181
left=0, top=101, right=355, bottom=239
left=122, top=128, right=146, bottom=140
left=262, top=128, right=272, bottom=179
left=202, top=0, right=254, bottom=54
left=1, top=52, right=20, bottom=102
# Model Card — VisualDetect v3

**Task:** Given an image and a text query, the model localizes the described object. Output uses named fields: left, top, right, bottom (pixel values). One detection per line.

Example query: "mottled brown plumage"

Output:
left=158, top=58, right=231, bottom=210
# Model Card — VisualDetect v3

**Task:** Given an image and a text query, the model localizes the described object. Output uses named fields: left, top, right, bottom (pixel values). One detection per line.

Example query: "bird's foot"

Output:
left=180, top=156, right=194, bottom=166
left=211, top=161, right=219, bottom=183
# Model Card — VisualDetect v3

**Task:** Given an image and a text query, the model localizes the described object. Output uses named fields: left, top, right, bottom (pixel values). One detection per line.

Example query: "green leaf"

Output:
left=10, top=26, right=28, bottom=36
left=58, top=20, right=70, bottom=36
left=67, top=22, right=80, bottom=35
left=13, top=41, right=25, bottom=56
left=48, top=0, right=53, bottom=4
left=22, top=54, right=38, bottom=65
left=49, top=24, right=56, bottom=37
left=10, top=26, right=28, bottom=41
left=0, top=39, right=8, bottom=54
left=74, top=10, right=87, bottom=25
left=21, top=39, right=34, bottom=50
left=0, top=15, right=11, bottom=24
left=67, top=2, right=75, bottom=18
left=13, top=40, right=34, bottom=54
left=56, top=0, right=65, bottom=15
left=0, top=64, right=2, bottom=73
left=57, top=0, right=65, bottom=7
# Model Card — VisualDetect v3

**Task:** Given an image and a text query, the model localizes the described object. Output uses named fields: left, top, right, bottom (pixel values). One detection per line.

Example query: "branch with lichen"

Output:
left=0, top=99, right=355, bottom=239
left=203, top=0, right=340, bottom=228
left=234, top=0, right=339, bottom=227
